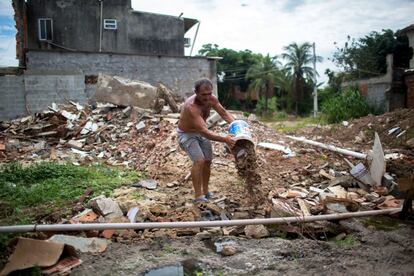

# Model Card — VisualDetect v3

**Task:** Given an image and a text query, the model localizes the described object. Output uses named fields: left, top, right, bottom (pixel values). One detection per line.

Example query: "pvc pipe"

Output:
left=286, top=135, right=367, bottom=159
left=0, top=208, right=400, bottom=233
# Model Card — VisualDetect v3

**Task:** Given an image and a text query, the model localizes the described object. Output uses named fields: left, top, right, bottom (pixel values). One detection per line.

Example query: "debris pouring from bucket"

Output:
left=228, top=120, right=264, bottom=204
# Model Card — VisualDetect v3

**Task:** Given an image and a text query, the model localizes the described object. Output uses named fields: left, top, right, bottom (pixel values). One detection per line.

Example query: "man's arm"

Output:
left=211, top=96, right=234, bottom=124
left=188, top=105, right=235, bottom=146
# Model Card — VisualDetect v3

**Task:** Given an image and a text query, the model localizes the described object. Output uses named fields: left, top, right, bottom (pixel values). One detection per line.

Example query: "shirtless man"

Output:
left=177, top=78, right=236, bottom=202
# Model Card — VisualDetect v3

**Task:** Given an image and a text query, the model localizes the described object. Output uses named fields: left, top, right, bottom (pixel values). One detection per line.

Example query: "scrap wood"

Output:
left=296, top=198, right=311, bottom=216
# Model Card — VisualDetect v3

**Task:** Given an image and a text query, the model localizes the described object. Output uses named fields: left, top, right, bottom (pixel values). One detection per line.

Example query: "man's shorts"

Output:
left=177, top=132, right=213, bottom=161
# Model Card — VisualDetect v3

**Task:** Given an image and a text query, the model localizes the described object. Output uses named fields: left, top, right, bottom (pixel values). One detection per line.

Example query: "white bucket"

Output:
left=228, top=120, right=254, bottom=144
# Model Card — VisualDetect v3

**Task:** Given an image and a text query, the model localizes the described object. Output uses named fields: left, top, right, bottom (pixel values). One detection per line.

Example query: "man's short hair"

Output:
left=194, top=78, right=213, bottom=93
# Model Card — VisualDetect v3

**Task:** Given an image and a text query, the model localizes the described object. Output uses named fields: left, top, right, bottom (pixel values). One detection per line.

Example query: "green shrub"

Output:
left=273, top=111, right=288, bottom=120
left=255, top=96, right=278, bottom=116
left=321, top=88, right=372, bottom=123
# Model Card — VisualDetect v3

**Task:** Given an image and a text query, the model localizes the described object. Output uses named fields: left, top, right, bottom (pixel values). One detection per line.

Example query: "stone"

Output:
left=149, top=204, right=169, bottom=216
left=48, top=235, right=110, bottom=253
left=89, top=196, right=124, bottom=219
left=133, top=179, right=157, bottom=190
left=67, top=139, right=84, bottom=150
left=205, top=203, right=223, bottom=216
left=244, top=225, right=270, bottom=239
left=195, top=231, right=212, bottom=240
left=136, top=121, right=145, bottom=131
left=221, top=245, right=237, bottom=256
left=406, top=138, right=414, bottom=148
left=329, top=175, right=354, bottom=188
left=232, top=211, right=250, bottom=220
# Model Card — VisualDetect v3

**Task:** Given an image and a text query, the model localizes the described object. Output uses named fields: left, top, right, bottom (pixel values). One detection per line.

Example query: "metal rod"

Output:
left=99, top=0, right=103, bottom=52
left=286, top=135, right=368, bottom=159
left=0, top=208, right=400, bottom=233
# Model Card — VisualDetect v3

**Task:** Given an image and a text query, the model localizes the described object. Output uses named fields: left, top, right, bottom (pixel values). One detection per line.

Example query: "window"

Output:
left=104, top=19, right=117, bottom=30
left=38, top=18, right=53, bottom=41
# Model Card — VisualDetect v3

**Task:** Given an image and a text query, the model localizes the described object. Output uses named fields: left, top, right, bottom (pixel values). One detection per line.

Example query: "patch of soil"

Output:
left=69, top=218, right=414, bottom=275
left=296, top=108, right=414, bottom=152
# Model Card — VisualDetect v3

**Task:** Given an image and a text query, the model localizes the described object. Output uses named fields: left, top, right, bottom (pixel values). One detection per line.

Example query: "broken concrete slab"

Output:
left=369, top=132, right=386, bottom=186
left=49, top=235, right=110, bottom=253
left=89, top=196, right=124, bottom=219
left=95, top=74, right=158, bottom=109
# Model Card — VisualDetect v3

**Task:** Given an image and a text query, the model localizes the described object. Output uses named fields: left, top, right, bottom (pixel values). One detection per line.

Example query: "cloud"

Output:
left=129, top=0, right=414, bottom=84
left=281, top=0, right=306, bottom=12
left=0, top=1, right=13, bottom=17
left=0, top=35, right=18, bottom=67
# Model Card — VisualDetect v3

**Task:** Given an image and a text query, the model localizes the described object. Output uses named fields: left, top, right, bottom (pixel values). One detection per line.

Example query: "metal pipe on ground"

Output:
left=0, top=208, right=400, bottom=233
left=286, top=135, right=368, bottom=159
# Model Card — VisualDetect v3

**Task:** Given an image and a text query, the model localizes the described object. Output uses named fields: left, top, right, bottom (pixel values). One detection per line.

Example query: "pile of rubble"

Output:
left=1, top=103, right=412, bottom=225
left=1, top=99, right=413, bottom=274
left=0, top=101, right=181, bottom=171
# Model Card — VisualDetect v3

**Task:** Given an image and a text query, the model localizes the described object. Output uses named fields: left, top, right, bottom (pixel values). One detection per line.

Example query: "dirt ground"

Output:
left=71, top=217, right=414, bottom=275
left=1, top=107, right=413, bottom=275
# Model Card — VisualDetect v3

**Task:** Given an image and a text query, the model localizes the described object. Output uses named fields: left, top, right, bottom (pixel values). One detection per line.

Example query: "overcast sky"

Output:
left=1, top=0, right=413, bottom=84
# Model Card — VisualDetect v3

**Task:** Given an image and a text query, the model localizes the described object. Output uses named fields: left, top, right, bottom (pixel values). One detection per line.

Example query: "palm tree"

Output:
left=245, top=54, right=280, bottom=113
left=281, top=42, right=322, bottom=115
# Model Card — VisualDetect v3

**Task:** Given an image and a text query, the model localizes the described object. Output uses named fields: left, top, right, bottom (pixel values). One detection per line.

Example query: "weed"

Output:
left=334, top=234, right=356, bottom=247
left=163, top=244, right=175, bottom=254
left=363, top=216, right=401, bottom=231
left=0, top=162, right=142, bottom=251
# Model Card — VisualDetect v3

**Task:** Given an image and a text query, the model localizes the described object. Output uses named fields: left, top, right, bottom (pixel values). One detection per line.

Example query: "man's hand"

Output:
left=224, top=135, right=237, bottom=148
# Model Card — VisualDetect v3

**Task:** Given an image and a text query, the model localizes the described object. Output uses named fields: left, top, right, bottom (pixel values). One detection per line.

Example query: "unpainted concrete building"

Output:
left=343, top=23, right=414, bottom=112
left=1, top=0, right=217, bottom=120
left=23, top=0, right=198, bottom=57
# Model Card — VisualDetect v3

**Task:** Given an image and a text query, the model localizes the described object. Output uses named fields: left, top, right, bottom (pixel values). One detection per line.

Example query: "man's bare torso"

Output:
left=178, top=94, right=211, bottom=132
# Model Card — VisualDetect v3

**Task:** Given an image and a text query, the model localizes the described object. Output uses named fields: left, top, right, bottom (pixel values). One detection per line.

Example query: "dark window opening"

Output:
left=38, top=18, right=53, bottom=41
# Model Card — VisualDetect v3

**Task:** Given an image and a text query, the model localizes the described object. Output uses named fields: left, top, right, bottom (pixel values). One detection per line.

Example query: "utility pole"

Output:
left=312, top=42, right=318, bottom=118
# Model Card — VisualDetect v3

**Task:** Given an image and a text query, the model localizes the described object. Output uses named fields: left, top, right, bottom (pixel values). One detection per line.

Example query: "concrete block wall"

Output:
left=0, top=75, right=26, bottom=120
left=405, top=72, right=414, bottom=108
left=24, top=73, right=86, bottom=113
left=26, top=50, right=217, bottom=99
left=0, top=73, right=87, bottom=120
left=364, top=83, right=390, bottom=111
